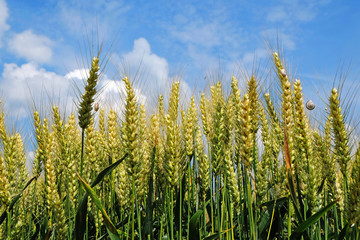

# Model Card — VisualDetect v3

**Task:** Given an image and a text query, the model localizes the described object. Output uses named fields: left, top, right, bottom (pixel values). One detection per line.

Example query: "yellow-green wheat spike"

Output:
left=195, top=126, right=209, bottom=201
left=347, top=142, right=360, bottom=225
left=137, top=104, right=151, bottom=201
left=85, top=118, right=98, bottom=181
left=165, top=81, right=181, bottom=187
left=0, top=149, right=10, bottom=209
left=240, top=94, right=253, bottom=172
left=293, top=79, right=319, bottom=211
left=211, top=97, right=226, bottom=177
left=329, top=88, right=351, bottom=212
left=257, top=102, right=271, bottom=203
left=64, top=113, right=80, bottom=207
left=78, top=57, right=100, bottom=130
left=273, top=52, right=295, bottom=169
left=329, top=88, right=351, bottom=176
left=264, top=93, right=282, bottom=190
left=122, top=76, right=140, bottom=177
left=184, top=96, right=197, bottom=157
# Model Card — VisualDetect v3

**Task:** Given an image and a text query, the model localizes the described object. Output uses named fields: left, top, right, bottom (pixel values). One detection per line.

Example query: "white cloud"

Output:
left=0, top=0, right=9, bottom=47
left=8, top=30, right=53, bottom=63
left=0, top=37, right=191, bottom=120
left=0, top=62, right=73, bottom=117
left=98, top=79, right=147, bottom=112
left=64, top=68, right=90, bottom=82
left=122, top=38, right=171, bottom=96
left=119, top=38, right=192, bottom=109
left=123, top=38, right=169, bottom=86
left=65, top=66, right=149, bottom=115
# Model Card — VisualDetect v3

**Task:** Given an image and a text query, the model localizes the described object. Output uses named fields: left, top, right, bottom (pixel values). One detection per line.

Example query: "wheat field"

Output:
left=0, top=53, right=359, bottom=239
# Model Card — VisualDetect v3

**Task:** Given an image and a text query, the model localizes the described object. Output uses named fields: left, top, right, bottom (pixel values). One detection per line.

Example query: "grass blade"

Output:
left=202, top=233, right=220, bottom=240
left=291, top=201, right=336, bottom=239
left=77, top=173, right=120, bottom=239
left=91, top=154, right=127, bottom=187
left=0, top=176, right=37, bottom=225
left=189, top=209, right=204, bottom=240
left=75, top=155, right=126, bottom=240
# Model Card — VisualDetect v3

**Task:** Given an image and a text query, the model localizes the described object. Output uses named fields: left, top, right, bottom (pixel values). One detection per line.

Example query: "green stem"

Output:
left=334, top=205, right=339, bottom=237
left=187, top=159, right=192, bottom=240
left=288, top=198, right=291, bottom=239
left=170, top=188, right=174, bottom=240
left=159, top=213, right=164, bottom=240
left=132, top=179, right=135, bottom=240
left=27, top=181, right=37, bottom=238
left=324, top=188, right=328, bottom=240
left=79, top=129, right=85, bottom=200
left=179, top=179, right=182, bottom=239
left=216, top=176, right=221, bottom=240
left=80, top=129, right=85, bottom=177
left=7, top=209, right=11, bottom=237
left=246, top=175, right=255, bottom=240
left=210, top=170, right=214, bottom=234
left=135, top=183, right=142, bottom=240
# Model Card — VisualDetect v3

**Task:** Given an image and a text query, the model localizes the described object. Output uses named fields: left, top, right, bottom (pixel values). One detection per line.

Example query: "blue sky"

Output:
left=0, top=0, right=360, bottom=125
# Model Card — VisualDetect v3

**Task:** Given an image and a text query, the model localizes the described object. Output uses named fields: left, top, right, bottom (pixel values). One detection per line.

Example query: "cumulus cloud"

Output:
left=122, top=38, right=169, bottom=89
left=65, top=68, right=147, bottom=113
left=0, top=37, right=190, bottom=120
left=0, top=0, right=9, bottom=47
left=8, top=30, right=53, bottom=63
left=125, top=38, right=192, bottom=105
left=0, top=62, right=74, bottom=117
left=0, top=63, right=129, bottom=118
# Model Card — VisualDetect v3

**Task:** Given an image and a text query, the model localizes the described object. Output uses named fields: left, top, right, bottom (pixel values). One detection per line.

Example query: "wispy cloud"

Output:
left=0, top=0, right=9, bottom=47
left=57, top=0, right=131, bottom=38
left=260, top=0, right=332, bottom=51
left=265, top=0, right=331, bottom=25
left=242, top=48, right=268, bottom=66
left=162, top=2, right=246, bottom=74
left=8, top=30, right=54, bottom=63
left=260, top=28, right=296, bottom=50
